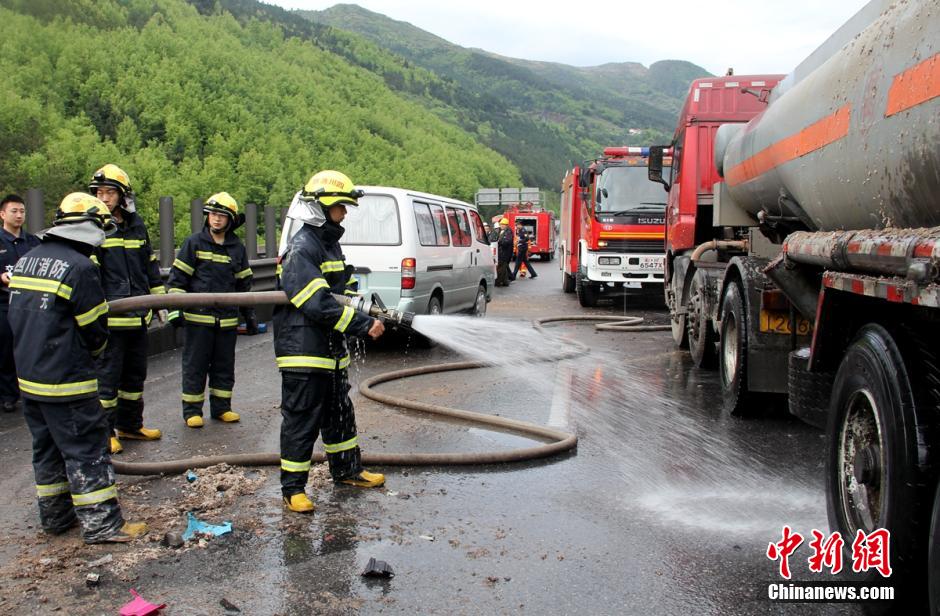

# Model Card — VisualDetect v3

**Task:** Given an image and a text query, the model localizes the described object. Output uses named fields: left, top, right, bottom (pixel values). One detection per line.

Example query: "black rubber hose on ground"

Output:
left=107, top=293, right=666, bottom=475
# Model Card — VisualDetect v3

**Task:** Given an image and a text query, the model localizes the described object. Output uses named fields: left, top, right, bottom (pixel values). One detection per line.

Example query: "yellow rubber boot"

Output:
left=215, top=411, right=240, bottom=423
left=283, top=493, right=315, bottom=513
left=88, top=521, right=149, bottom=544
left=186, top=416, right=204, bottom=428
left=109, top=436, right=123, bottom=455
left=117, top=427, right=162, bottom=440
left=338, top=470, right=385, bottom=488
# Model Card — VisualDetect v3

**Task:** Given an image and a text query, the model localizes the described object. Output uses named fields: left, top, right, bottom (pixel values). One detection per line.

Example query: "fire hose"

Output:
left=105, top=292, right=663, bottom=475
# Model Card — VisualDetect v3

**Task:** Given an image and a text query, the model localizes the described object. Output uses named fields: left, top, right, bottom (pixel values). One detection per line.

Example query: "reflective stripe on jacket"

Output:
left=166, top=228, right=252, bottom=328
left=93, top=210, right=163, bottom=328
left=8, top=239, right=109, bottom=402
left=273, top=222, right=372, bottom=373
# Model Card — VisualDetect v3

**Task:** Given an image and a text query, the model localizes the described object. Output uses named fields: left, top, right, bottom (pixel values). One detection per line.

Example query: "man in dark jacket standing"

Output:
left=89, top=164, right=164, bottom=454
left=167, top=192, right=254, bottom=428
left=274, top=170, right=386, bottom=514
left=0, top=194, right=40, bottom=412
left=495, top=217, right=514, bottom=287
left=8, top=192, right=146, bottom=543
left=510, top=221, right=538, bottom=280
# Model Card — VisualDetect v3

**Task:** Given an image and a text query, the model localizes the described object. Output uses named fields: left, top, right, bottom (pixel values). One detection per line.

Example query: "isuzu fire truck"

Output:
left=560, top=147, right=668, bottom=307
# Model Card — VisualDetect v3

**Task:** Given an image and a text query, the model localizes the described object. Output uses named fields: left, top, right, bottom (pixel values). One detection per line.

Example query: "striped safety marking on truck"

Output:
left=823, top=271, right=940, bottom=308
left=885, top=52, right=940, bottom=117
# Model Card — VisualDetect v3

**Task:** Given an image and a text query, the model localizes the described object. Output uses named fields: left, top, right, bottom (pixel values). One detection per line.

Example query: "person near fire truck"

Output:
left=8, top=192, right=147, bottom=543
left=0, top=194, right=40, bottom=413
left=510, top=220, right=537, bottom=280
left=167, top=191, right=256, bottom=428
left=274, top=170, right=387, bottom=514
left=495, top=217, right=514, bottom=286
left=88, top=164, right=165, bottom=455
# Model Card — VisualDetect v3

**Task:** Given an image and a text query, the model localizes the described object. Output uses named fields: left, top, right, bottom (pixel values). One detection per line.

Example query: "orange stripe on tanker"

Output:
left=725, top=104, right=852, bottom=187
left=885, top=53, right=940, bottom=117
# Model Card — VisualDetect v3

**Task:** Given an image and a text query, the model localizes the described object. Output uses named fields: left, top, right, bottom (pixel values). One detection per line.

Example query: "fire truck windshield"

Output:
left=594, top=165, right=667, bottom=214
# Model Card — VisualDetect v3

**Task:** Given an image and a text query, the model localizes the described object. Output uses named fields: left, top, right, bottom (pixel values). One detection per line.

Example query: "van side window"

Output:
left=469, top=210, right=489, bottom=245
left=429, top=204, right=450, bottom=246
left=413, top=203, right=438, bottom=246
left=446, top=207, right=472, bottom=247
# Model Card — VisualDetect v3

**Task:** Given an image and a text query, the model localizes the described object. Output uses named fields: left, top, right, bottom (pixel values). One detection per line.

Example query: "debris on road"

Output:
left=361, top=557, right=395, bottom=578
left=181, top=512, right=232, bottom=541
left=220, top=597, right=241, bottom=612
left=419, top=534, right=435, bottom=541
left=161, top=532, right=184, bottom=549
left=185, top=471, right=197, bottom=483
left=119, top=589, right=165, bottom=616
left=86, top=554, right=113, bottom=568
left=85, top=572, right=100, bottom=588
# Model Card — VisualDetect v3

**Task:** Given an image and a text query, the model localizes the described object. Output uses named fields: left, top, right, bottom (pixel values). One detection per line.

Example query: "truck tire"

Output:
left=562, top=270, right=575, bottom=293
left=827, top=325, right=936, bottom=609
left=787, top=347, right=833, bottom=429
left=719, top=280, right=757, bottom=416
left=576, top=271, right=598, bottom=307
left=687, top=269, right=716, bottom=369
left=669, top=270, right=688, bottom=349
left=929, top=481, right=940, bottom=615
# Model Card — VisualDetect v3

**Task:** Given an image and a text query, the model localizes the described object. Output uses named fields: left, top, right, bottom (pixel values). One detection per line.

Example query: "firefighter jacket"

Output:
left=93, top=210, right=164, bottom=329
left=497, top=228, right=514, bottom=263
left=516, top=228, right=531, bottom=255
left=167, top=227, right=253, bottom=328
left=273, top=221, right=372, bottom=373
left=7, top=237, right=109, bottom=402
left=0, top=228, right=40, bottom=306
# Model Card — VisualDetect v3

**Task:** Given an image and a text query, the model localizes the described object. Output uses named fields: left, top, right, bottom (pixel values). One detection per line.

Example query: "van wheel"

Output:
left=470, top=285, right=487, bottom=317
left=428, top=295, right=442, bottom=315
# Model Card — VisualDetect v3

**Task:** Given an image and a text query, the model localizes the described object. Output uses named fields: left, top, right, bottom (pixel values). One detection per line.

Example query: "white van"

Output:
left=339, top=186, right=495, bottom=316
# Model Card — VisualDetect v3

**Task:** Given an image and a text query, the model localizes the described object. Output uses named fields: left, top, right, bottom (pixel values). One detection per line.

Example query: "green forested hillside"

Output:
left=301, top=4, right=712, bottom=188
left=0, top=0, right=521, bottom=239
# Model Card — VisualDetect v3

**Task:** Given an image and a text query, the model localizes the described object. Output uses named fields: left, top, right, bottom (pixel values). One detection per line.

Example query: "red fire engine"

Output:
left=560, top=147, right=668, bottom=307
left=496, top=203, right=556, bottom=262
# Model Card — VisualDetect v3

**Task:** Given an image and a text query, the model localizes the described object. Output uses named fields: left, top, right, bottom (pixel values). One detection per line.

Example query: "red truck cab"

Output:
left=561, top=147, right=668, bottom=307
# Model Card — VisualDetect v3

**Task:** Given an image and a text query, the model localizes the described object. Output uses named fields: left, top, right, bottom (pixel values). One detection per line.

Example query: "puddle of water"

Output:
left=408, top=314, right=828, bottom=537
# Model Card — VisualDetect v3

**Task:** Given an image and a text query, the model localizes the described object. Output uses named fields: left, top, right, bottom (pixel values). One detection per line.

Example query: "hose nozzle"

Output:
left=332, top=292, right=415, bottom=330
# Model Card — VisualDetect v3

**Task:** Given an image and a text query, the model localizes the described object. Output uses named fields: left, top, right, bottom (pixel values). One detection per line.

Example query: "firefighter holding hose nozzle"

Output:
left=274, top=170, right=386, bottom=514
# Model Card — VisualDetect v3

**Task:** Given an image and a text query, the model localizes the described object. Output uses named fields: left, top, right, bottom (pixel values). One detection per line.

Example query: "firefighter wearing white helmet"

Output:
left=167, top=192, right=254, bottom=428
left=7, top=193, right=147, bottom=543
left=274, top=170, right=386, bottom=514
left=88, top=164, right=165, bottom=454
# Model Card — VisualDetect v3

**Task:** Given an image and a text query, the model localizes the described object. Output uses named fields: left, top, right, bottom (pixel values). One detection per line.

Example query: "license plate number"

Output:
left=639, top=256, right=664, bottom=270
left=759, top=310, right=811, bottom=335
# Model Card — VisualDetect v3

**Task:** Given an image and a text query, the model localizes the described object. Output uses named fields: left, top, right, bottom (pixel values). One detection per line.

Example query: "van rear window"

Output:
left=341, top=195, right=401, bottom=245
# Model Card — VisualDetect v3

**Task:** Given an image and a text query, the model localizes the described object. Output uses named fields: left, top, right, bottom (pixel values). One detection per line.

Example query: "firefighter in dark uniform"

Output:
left=495, top=217, right=514, bottom=286
left=88, top=164, right=164, bottom=454
left=510, top=221, right=537, bottom=280
left=8, top=193, right=147, bottom=543
left=0, top=194, right=40, bottom=412
left=274, top=170, right=386, bottom=514
left=167, top=192, right=255, bottom=427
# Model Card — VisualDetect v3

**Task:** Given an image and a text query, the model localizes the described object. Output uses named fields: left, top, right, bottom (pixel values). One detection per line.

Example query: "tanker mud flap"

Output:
left=718, top=256, right=796, bottom=396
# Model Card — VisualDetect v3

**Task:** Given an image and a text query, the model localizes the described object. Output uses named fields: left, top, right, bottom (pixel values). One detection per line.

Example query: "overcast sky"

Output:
left=268, top=0, right=871, bottom=75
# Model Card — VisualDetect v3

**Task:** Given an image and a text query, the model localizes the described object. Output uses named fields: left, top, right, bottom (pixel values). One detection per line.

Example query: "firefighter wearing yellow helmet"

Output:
left=274, top=170, right=386, bottom=514
left=88, top=164, right=165, bottom=454
left=495, top=216, right=514, bottom=286
left=7, top=193, right=147, bottom=543
left=167, top=192, right=254, bottom=428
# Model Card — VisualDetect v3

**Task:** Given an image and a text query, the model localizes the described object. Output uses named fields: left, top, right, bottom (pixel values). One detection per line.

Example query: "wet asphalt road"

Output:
left=0, top=263, right=872, bottom=615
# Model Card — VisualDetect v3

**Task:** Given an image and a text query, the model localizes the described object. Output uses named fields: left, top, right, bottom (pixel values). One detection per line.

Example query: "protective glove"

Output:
left=156, top=309, right=169, bottom=324
left=241, top=307, right=259, bottom=335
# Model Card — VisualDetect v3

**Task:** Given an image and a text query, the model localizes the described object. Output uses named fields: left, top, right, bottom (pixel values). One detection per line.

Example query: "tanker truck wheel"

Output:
left=687, top=269, right=716, bottom=369
left=827, top=324, right=937, bottom=610
left=669, top=271, right=688, bottom=349
left=929, top=480, right=940, bottom=614
left=719, top=281, right=757, bottom=416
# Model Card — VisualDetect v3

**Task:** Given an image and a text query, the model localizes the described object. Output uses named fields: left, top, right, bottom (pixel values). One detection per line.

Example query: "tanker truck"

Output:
left=650, top=0, right=940, bottom=605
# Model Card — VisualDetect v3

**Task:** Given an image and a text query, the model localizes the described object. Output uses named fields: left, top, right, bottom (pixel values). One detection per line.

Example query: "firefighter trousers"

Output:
left=279, top=369, right=362, bottom=497
left=23, top=397, right=124, bottom=541
left=181, top=324, right=236, bottom=418
left=0, top=307, right=19, bottom=404
left=511, top=253, right=537, bottom=278
left=97, top=328, right=148, bottom=433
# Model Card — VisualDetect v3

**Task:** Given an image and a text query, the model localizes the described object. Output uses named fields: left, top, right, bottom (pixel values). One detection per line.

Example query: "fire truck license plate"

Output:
left=639, top=256, right=664, bottom=270
left=759, top=310, right=811, bottom=335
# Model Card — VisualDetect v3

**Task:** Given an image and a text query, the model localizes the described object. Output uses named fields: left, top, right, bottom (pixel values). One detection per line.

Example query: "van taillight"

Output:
left=401, top=258, right=416, bottom=289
